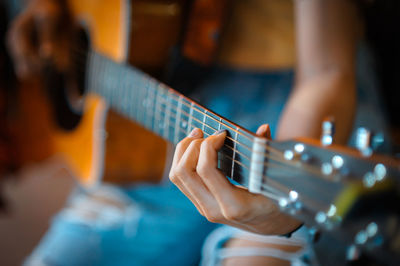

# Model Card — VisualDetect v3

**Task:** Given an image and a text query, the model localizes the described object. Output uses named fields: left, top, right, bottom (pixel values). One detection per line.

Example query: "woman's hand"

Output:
left=169, top=125, right=301, bottom=235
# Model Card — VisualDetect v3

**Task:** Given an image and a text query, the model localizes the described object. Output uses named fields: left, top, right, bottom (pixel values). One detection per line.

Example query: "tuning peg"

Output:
left=321, top=117, right=335, bottom=146
left=355, top=127, right=373, bottom=156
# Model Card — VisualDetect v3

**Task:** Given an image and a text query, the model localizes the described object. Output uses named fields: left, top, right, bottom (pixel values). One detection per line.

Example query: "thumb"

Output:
left=256, top=124, right=271, bottom=139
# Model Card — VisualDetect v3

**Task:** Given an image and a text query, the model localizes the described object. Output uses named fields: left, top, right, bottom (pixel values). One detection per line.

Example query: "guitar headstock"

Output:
left=266, top=135, right=400, bottom=263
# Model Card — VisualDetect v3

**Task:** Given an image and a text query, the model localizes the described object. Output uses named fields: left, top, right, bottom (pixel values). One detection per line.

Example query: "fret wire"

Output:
left=116, top=65, right=123, bottom=111
left=159, top=91, right=284, bottom=156
left=174, top=95, right=183, bottom=144
left=164, top=90, right=173, bottom=140
left=80, top=55, right=322, bottom=198
left=188, top=102, right=194, bottom=134
left=87, top=54, right=322, bottom=177
left=121, top=70, right=129, bottom=114
left=94, top=54, right=105, bottom=97
left=231, top=127, right=239, bottom=178
left=155, top=102, right=273, bottom=167
left=138, top=74, right=145, bottom=122
left=140, top=76, right=146, bottom=125
left=154, top=102, right=323, bottom=178
left=154, top=86, right=160, bottom=134
left=129, top=73, right=136, bottom=121
left=141, top=76, right=147, bottom=126
left=86, top=53, right=321, bottom=183
left=130, top=88, right=284, bottom=173
left=174, top=95, right=254, bottom=142
left=170, top=97, right=286, bottom=159
left=89, top=54, right=257, bottom=148
left=108, top=61, right=116, bottom=106
left=86, top=52, right=94, bottom=94
left=203, top=128, right=308, bottom=180
left=153, top=104, right=252, bottom=165
left=137, top=75, right=144, bottom=122
left=87, top=54, right=285, bottom=164
left=202, top=110, right=207, bottom=132
left=157, top=106, right=290, bottom=173
left=168, top=97, right=283, bottom=156
left=146, top=77, right=154, bottom=128
left=156, top=100, right=254, bottom=153
left=169, top=103, right=256, bottom=154
left=201, top=131, right=250, bottom=172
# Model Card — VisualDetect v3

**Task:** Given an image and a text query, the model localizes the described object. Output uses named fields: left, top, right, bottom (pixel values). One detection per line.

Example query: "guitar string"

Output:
left=73, top=50, right=324, bottom=177
left=70, top=50, right=328, bottom=199
left=71, top=49, right=282, bottom=154
left=118, top=97, right=306, bottom=175
left=215, top=149, right=291, bottom=196
left=150, top=100, right=324, bottom=177
left=110, top=92, right=325, bottom=180
left=95, top=70, right=324, bottom=178
left=73, top=50, right=300, bottom=164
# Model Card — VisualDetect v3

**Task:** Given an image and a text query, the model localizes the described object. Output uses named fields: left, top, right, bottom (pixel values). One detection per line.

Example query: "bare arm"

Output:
left=170, top=0, right=361, bottom=236
left=278, top=0, right=360, bottom=143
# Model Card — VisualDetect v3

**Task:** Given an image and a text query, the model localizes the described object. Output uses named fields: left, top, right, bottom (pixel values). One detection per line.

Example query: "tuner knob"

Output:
left=321, top=117, right=335, bottom=146
left=355, top=127, right=373, bottom=156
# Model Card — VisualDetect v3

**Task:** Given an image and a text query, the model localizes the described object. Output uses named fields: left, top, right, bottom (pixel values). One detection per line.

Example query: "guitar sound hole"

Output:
left=44, top=27, right=89, bottom=131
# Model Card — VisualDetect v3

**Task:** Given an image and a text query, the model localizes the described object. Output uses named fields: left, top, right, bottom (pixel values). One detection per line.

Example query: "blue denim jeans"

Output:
left=25, top=183, right=216, bottom=266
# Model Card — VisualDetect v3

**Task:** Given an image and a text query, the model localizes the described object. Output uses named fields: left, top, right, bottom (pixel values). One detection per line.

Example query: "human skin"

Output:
left=169, top=0, right=359, bottom=264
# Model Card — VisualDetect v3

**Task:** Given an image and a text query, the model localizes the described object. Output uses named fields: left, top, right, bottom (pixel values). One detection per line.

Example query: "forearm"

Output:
left=278, top=0, right=359, bottom=143
left=277, top=71, right=356, bottom=144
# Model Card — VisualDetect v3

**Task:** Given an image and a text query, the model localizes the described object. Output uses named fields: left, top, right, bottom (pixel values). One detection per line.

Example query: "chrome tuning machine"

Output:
left=321, top=117, right=335, bottom=146
left=355, top=127, right=385, bottom=157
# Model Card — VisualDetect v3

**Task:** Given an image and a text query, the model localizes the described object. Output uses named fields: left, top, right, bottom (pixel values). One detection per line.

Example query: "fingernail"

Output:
left=189, top=128, right=201, bottom=137
left=213, top=129, right=226, bottom=135
left=256, top=124, right=268, bottom=135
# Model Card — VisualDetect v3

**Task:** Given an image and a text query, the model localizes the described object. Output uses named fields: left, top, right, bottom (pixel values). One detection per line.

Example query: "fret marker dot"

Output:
left=182, top=121, right=187, bottom=128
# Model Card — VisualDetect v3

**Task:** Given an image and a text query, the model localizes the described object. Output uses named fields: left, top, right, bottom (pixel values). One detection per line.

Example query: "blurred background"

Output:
left=0, top=0, right=399, bottom=265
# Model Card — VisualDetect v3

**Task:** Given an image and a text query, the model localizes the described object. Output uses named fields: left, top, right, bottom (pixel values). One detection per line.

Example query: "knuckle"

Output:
left=175, top=140, right=185, bottom=151
left=223, top=205, right=247, bottom=222
left=188, top=139, right=203, bottom=152
left=196, top=162, right=209, bottom=177
left=204, top=210, right=223, bottom=223
left=173, top=166, right=185, bottom=178
left=168, top=171, right=178, bottom=183
left=200, top=138, right=213, bottom=150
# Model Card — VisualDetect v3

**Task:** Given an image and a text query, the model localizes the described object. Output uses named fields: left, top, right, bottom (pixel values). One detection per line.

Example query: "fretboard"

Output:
left=87, top=51, right=258, bottom=187
left=85, top=51, right=354, bottom=231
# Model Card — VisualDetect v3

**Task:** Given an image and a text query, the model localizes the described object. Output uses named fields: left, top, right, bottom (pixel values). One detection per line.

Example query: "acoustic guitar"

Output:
left=6, top=0, right=400, bottom=263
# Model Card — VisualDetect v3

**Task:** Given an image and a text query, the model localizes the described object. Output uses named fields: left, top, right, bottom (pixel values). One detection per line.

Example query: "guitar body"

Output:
left=11, top=0, right=185, bottom=186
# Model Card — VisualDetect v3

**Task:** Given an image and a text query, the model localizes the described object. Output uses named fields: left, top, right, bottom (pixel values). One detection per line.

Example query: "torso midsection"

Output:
left=216, top=0, right=295, bottom=70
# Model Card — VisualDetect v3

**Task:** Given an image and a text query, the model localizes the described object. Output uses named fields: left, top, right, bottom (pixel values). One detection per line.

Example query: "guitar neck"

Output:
left=87, top=51, right=261, bottom=189
left=85, top=51, right=400, bottom=246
